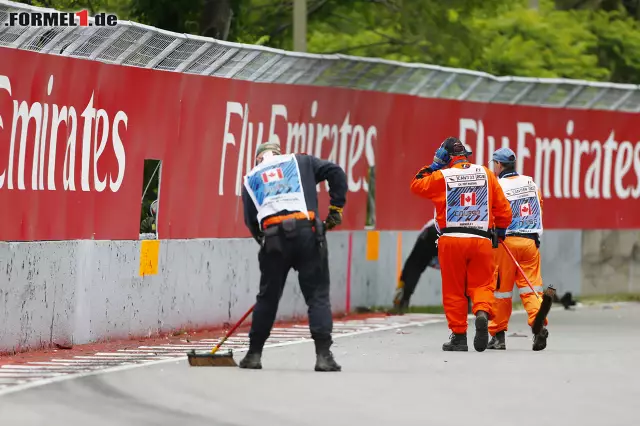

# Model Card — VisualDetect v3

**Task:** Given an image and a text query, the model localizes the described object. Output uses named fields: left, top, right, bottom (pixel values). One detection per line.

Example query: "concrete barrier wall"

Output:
left=581, top=230, right=640, bottom=296
left=1, top=229, right=637, bottom=353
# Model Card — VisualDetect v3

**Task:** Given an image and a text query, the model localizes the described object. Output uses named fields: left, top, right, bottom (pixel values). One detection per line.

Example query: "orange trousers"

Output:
left=437, top=235, right=495, bottom=334
left=488, top=236, right=547, bottom=335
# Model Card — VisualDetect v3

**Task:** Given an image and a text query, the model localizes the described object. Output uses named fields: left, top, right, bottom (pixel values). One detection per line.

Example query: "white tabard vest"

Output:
left=439, top=165, right=490, bottom=233
left=243, top=154, right=309, bottom=225
left=498, top=174, right=543, bottom=236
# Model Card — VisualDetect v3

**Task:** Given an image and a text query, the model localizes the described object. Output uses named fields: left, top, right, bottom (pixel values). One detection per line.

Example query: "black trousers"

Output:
left=248, top=224, right=332, bottom=354
left=399, top=225, right=439, bottom=303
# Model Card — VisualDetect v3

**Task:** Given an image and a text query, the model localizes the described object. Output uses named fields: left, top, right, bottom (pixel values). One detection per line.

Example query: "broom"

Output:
left=187, top=304, right=255, bottom=367
left=499, top=240, right=556, bottom=335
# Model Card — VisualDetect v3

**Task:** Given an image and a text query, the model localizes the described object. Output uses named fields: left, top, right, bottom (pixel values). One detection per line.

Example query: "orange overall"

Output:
left=410, top=160, right=512, bottom=334
left=489, top=174, right=547, bottom=335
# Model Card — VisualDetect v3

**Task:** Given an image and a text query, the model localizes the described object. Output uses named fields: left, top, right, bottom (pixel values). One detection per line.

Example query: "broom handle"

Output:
left=499, top=240, right=541, bottom=302
left=211, top=304, right=255, bottom=354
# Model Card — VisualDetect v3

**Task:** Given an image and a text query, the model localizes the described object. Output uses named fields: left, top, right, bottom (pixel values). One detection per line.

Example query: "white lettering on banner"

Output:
left=0, top=74, right=128, bottom=193
left=459, top=118, right=640, bottom=200
left=219, top=100, right=377, bottom=196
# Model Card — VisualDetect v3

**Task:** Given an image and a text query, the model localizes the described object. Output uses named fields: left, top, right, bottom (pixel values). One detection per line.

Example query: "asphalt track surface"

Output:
left=1, top=303, right=639, bottom=426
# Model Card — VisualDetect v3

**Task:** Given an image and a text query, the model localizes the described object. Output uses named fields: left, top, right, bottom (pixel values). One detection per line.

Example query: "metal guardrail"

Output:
left=2, top=0, right=640, bottom=112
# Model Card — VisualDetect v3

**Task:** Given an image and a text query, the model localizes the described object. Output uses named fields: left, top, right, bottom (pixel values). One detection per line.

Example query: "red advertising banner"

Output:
left=376, top=97, right=640, bottom=231
left=0, top=47, right=638, bottom=241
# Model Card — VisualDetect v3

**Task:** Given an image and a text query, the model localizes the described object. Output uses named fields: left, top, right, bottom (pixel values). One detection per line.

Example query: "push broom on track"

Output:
left=187, top=304, right=255, bottom=367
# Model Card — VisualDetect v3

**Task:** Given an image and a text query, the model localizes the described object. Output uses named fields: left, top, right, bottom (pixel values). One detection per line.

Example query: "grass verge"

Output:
left=357, top=293, right=640, bottom=315
left=576, top=293, right=640, bottom=305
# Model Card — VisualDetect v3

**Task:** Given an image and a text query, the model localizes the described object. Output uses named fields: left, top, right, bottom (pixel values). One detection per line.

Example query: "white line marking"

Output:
left=0, top=315, right=443, bottom=396
left=0, top=372, right=69, bottom=377
left=93, top=353, right=164, bottom=357
left=48, top=359, right=129, bottom=364
left=26, top=362, right=102, bottom=366
left=138, top=345, right=240, bottom=350
left=62, top=358, right=152, bottom=363
left=1, top=365, right=100, bottom=371
left=0, top=372, right=66, bottom=378
left=25, top=362, right=130, bottom=368
left=0, top=306, right=569, bottom=397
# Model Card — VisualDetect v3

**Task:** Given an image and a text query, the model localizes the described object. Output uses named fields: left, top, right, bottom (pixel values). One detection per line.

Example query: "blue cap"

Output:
left=492, top=147, right=516, bottom=164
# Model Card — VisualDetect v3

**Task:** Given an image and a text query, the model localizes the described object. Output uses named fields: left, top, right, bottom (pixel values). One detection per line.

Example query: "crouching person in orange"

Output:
left=410, top=137, right=512, bottom=352
left=487, top=148, right=549, bottom=351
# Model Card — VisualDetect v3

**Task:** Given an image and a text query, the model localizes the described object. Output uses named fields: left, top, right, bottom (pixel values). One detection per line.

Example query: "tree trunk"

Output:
left=200, top=0, right=233, bottom=40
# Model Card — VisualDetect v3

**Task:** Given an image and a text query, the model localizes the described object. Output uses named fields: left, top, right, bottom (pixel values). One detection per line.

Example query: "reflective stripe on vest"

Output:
left=494, top=291, right=513, bottom=299
left=498, top=175, right=543, bottom=236
left=494, top=286, right=543, bottom=299
left=493, top=285, right=542, bottom=299
left=519, top=285, right=543, bottom=295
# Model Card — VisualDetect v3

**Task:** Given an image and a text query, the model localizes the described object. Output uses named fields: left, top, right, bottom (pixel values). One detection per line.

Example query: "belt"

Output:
left=508, top=232, right=539, bottom=243
left=262, top=211, right=316, bottom=230
left=440, top=227, right=491, bottom=239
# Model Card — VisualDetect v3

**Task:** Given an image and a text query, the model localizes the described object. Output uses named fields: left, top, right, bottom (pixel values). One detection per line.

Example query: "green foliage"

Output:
left=470, top=0, right=610, bottom=80
left=127, top=0, right=203, bottom=34
left=29, top=0, right=131, bottom=18
left=581, top=8, right=640, bottom=83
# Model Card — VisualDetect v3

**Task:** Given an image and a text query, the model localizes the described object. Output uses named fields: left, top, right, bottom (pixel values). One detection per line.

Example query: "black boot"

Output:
left=315, top=351, right=342, bottom=372
left=391, top=299, right=410, bottom=315
left=442, top=333, right=468, bottom=351
left=474, top=310, right=489, bottom=352
left=239, top=351, right=262, bottom=369
left=314, top=338, right=341, bottom=372
left=532, top=327, right=549, bottom=351
left=488, top=330, right=506, bottom=350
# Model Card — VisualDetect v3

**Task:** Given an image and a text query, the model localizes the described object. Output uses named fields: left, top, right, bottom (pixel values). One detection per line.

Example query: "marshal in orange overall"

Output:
left=487, top=147, right=549, bottom=351
left=410, top=137, right=512, bottom=352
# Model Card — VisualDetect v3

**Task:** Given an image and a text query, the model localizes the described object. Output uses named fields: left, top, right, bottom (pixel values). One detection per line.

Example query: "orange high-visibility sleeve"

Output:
left=487, top=168, right=512, bottom=229
left=410, top=166, right=445, bottom=200
left=410, top=166, right=448, bottom=230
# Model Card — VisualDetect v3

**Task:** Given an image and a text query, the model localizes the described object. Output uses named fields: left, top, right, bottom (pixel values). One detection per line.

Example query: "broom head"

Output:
left=532, top=285, right=556, bottom=335
left=187, top=349, right=238, bottom=367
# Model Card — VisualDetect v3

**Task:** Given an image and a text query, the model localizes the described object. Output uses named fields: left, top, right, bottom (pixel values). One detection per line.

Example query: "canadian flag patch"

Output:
left=460, top=192, right=476, bottom=206
left=520, top=202, right=531, bottom=217
left=261, top=168, right=284, bottom=183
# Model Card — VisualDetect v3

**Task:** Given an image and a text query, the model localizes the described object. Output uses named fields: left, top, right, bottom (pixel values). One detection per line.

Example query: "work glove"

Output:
left=429, top=147, right=450, bottom=171
left=495, top=228, right=506, bottom=242
left=251, top=229, right=265, bottom=247
left=325, top=205, right=343, bottom=230
left=393, top=285, right=404, bottom=307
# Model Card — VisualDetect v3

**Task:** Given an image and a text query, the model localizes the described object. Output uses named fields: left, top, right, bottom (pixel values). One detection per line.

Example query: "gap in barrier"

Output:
left=366, top=165, right=376, bottom=229
left=140, top=158, right=161, bottom=239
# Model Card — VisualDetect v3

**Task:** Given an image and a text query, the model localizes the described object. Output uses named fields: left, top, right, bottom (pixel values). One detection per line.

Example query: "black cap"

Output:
left=441, top=137, right=472, bottom=157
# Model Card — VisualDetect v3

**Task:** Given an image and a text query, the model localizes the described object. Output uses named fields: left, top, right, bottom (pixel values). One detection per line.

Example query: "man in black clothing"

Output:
left=239, top=142, right=347, bottom=372
left=392, top=219, right=440, bottom=313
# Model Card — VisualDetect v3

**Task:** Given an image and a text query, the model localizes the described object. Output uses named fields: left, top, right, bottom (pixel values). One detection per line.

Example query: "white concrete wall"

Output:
left=0, top=236, right=349, bottom=353
left=1, top=229, right=637, bottom=353
left=581, top=230, right=640, bottom=296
